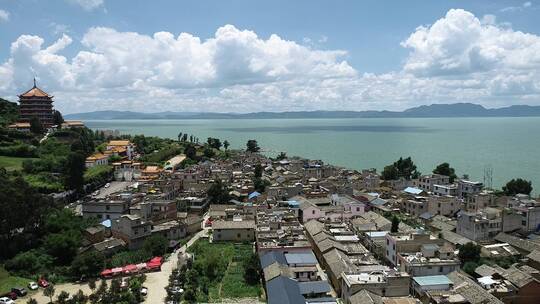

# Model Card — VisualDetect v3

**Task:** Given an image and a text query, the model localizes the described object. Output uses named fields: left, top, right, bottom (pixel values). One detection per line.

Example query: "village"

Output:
left=54, top=134, right=540, bottom=304
left=1, top=82, right=540, bottom=304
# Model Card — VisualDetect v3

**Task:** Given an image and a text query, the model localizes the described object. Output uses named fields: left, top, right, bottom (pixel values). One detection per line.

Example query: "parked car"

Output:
left=28, top=282, right=38, bottom=290
left=38, top=278, right=50, bottom=288
left=140, top=287, right=148, bottom=296
left=105, top=183, right=111, bottom=188
left=169, top=286, right=183, bottom=295
left=11, top=287, right=27, bottom=297
left=0, top=292, right=16, bottom=300
left=0, top=296, right=15, bottom=304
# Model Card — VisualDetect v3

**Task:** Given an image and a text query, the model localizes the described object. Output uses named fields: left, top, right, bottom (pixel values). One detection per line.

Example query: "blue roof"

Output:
left=266, top=276, right=305, bottom=304
left=404, top=187, right=424, bottom=195
left=298, top=280, right=331, bottom=295
left=413, top=275, right=452, bottom=286
left=248, top=191, right=261, bottom=199
left=285, top=251, right=317, bottom=265
left=101, top=219, right=112, bottom=228
left=260, top=251, right=287, bottom=269
left=288, top=200, right=300, bottom=207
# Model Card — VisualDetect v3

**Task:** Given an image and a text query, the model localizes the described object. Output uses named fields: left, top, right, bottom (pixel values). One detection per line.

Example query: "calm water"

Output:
left=85, top=117, right=540, bottom=194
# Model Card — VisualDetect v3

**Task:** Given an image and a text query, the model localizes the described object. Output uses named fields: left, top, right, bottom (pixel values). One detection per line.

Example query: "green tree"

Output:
left=462, top=261, right=479, bottom=276
left=391, top=216, right=400, bottom=233
left=243, top=252, right=261, bottom=285
left=275, top=152, right=287, bottom=160
left=223, top=140, right=230, bottom=150
left=503, top=178, right=533, bottom=195
left=246, top=139, right=260, bottom=153
left=30, top=116, right=44, bottom=134
left=206, top=137, right=222, bottom=150
left=44, top=285, right=55, bottom=303
left=56, top=291, right=70, bottom=304
left=53, top=110, right=64, bottom=126
left=381, top=164, right=399, bottom=180
left=43, top=231, right=81, bottom=265
left=142, top=234, right=168, bottom=257
left=433, top=162, right=457, bottom=183
left=26, top=299, right=38, bottom=304
left=458, top=242, right=481, bottom=265
left=393, top=157, right=420, bottom=180
left=203, top=147, right=215, bottom=158
left=71, top=251, right=105, bottom=278
left=65, top=152, right=86, bottom=191
left=254, top=163, right=263, bottom=178
left=184, top=143, right=197, bottom=160
left=207, top=179, right=230, bottom=204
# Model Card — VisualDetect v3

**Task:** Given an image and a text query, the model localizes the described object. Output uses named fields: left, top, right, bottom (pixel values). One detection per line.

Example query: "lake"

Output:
left=85, top=117, right=540, bottom=194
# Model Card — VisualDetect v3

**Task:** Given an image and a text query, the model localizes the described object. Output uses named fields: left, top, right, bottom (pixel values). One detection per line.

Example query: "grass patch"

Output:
left=221, top=262, right=260, bottom=299
left=187, top=240, right=261, bottom=302
left=84, top=164, right=113, bottom=184
left=0, top=155, right=38, bottom=171
left=23, top=173, right=65, bottom=193
left=0, top=266, right=31, bottom=294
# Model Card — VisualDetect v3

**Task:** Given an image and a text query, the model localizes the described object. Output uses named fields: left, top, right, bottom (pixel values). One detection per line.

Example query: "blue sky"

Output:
left=0, top=0, right=539, bottom=113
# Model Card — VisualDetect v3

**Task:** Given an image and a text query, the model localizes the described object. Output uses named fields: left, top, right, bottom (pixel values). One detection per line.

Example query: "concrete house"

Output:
left=212, top=220, right=256, bottom=242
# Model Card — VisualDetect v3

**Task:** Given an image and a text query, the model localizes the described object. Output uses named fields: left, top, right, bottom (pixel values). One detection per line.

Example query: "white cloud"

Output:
left=0, top=10, right=539, bottom=113
left=401, top=9, right=540, bottom=76
left=0, top=9, right=9, bottom=22
left=500, top=1, right=533, bottom=12
left=67, top=0, right=104, bottom=11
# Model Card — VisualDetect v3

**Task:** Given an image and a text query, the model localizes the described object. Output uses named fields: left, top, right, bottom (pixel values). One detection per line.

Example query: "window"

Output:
left=237, top=233, right=241, bottom=238
left=356, top=207, right=360, bottom=212
left=312, top=210, right=315, bottom=215
left=106, top=205, right=110, bottom=211
left=439, top=266, right=443, bottom=273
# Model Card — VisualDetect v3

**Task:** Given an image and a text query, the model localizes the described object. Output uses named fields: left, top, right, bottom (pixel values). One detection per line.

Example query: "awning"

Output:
left=147, top=257, right=163, bottom=269
left=123, top=264, right=138, bottom=273
left=100, top=269, right=112, bottom=276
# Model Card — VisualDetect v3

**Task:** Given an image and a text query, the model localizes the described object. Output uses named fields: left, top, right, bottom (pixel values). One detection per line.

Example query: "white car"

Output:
left=170, top=286, right=184, bottom=294
left=28, top=281, right=39, bottom=290
left=104, top=183, right=110, bottom=188
left=0, top=297, right=15, bottom=304
left=140, top=287, right=148, bottom=296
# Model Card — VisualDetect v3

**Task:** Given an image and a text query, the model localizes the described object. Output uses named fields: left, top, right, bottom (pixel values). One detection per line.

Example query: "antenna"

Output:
left=483, top=165, right=493, bottom=190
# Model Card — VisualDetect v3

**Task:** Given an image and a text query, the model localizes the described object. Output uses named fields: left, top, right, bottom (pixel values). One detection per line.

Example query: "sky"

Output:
left=0, top=0, right=539, bottom=114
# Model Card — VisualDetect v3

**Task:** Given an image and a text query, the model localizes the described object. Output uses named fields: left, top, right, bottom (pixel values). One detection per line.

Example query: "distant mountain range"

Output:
left=64, top=103, right=540, bottom=120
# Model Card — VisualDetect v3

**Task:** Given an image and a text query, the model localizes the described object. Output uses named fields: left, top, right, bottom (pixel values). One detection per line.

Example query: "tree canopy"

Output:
left=433, top=162, right=457, bottom=183
left=207, top=179, right=231, bottom=204
left=503, top=178, right=533, bottom=195
left=246, top=139, right=260, bottom=153
left=382, top=157, right=420, bottom=180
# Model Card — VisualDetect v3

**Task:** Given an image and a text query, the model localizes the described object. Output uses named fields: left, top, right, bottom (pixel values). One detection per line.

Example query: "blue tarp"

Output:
left=248, top=191, right=261, bottom=199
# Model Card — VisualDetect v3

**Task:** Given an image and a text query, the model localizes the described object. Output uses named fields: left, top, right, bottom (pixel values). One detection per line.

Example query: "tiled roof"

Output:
left=20, top=85, right=51, bottom=98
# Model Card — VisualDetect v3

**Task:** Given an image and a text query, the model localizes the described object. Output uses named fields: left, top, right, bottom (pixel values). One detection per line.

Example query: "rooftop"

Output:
left=413, top=275, right=453, bottom=286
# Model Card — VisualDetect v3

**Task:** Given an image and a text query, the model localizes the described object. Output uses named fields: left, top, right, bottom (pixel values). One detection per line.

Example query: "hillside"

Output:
left=65, top=103, right=540, bottom=120
left=0, top=98, right=19, bottom=126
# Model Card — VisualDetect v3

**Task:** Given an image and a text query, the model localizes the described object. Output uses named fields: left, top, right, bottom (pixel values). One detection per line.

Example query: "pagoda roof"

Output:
left=19, top=80, right=52, bottom=98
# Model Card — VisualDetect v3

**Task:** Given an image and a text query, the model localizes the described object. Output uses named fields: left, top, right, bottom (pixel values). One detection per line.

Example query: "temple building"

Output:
left=18, top=79, right=55, bottom=128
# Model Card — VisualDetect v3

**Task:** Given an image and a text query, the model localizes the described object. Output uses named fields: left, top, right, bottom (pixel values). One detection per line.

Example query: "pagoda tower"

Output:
left=18, top=79, right=55, bottom=128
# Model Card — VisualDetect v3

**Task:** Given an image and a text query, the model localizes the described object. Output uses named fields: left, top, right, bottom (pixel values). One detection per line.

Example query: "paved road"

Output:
left=27, top=229, right=206, bottom=304
left=143, top=229, right=206, bottom=303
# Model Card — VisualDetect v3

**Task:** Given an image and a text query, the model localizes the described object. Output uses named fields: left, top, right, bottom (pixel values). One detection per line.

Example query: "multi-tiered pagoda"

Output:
left=18, top=79, right=55, bottom=128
